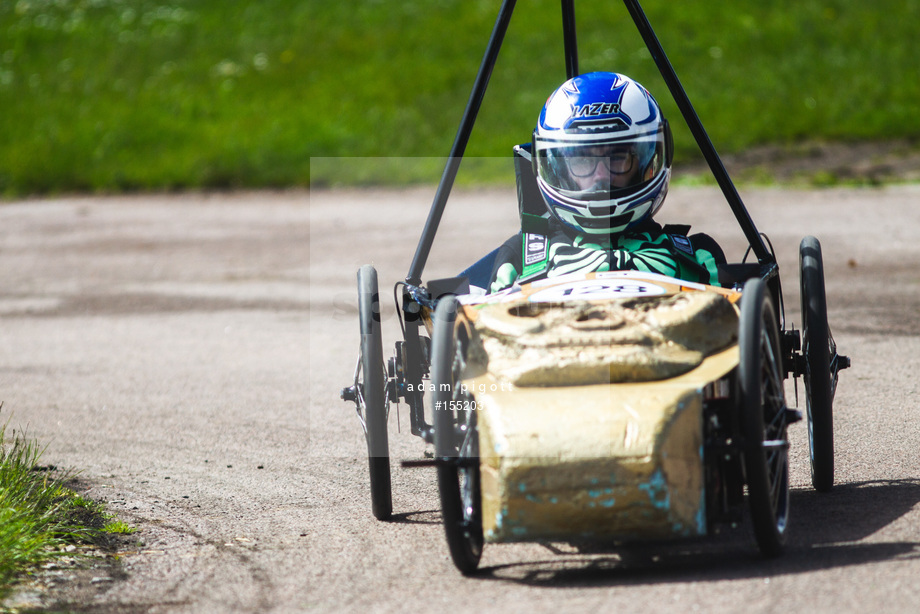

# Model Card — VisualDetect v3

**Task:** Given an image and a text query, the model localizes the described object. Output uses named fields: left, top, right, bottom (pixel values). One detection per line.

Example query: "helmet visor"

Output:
left=536, top=131, right=666, bottom=199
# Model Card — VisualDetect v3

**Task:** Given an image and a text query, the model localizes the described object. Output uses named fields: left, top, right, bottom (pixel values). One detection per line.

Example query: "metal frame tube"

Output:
left=406, top=0, right=518, bottom=285
left=622, top=0, right=773, bottom=265
left=562, top=0, right=579, bottom=79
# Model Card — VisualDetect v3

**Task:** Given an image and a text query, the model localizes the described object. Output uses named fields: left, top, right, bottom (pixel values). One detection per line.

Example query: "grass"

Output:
left=1, top=0, right=919, bottom=194
left=0, top=420, right=125, bottom=600
left=101, top=520, right=136, bottom=535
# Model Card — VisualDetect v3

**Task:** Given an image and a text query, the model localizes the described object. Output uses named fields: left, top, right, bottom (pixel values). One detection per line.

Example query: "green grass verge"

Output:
left=1, top=0, right=919, bottom=194
left=0, top=421, right=124, bottom=600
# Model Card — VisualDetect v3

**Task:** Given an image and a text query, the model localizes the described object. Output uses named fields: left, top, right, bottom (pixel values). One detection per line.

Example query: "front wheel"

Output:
left=357, top=265, right=392, bottom=520
left=800, top=236, right=834, bottom=492
left=739, top=278, right=790, bottom=557
left=431, top=296, right=483, bottom=575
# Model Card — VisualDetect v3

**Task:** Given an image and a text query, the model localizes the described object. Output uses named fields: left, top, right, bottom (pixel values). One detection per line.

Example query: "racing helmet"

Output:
left=533, top=72, right=673, bottom=235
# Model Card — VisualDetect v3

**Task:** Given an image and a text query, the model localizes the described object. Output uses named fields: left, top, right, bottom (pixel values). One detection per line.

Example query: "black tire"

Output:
left=431, top=296, right=483, bottom=575
left=357, top=265, right=392, bottom=520
left=800, top=236, right=834, bottom=492
left=739, top=278, right=790, bottom=557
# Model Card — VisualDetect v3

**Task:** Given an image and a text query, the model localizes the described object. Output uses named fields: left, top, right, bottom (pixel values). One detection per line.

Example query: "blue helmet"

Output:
left=533, top=72, right=673, bottom=235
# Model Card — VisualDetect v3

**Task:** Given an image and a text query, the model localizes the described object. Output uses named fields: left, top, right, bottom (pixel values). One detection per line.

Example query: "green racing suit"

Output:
left=488, top=220, right=724, bottom=294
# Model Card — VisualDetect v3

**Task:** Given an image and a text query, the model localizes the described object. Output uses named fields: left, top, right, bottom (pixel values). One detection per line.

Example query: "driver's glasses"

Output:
left=566, top=147, right=635, bottom=177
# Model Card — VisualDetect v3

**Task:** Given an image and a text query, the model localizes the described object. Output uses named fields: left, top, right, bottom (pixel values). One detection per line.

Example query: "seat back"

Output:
left=456, top=143, right=549, bottom=291
left=513, top=143, right=550, bottom=232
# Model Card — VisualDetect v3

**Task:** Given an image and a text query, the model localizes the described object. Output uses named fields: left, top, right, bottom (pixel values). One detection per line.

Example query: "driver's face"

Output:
left=568, top=146, right=639, bottom=190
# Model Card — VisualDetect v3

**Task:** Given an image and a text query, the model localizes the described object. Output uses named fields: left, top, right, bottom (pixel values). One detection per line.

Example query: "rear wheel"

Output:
left=357, top=265, right=392, bottom=520
left=431, top=296, right=483, bottom=575
left=739, top=278, right=790, bottom=557
left=800, top=236, right=834, bottom=492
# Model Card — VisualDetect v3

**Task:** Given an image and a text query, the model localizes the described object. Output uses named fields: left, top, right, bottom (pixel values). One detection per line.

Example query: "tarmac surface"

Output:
left=1, top=185, right=919, bottom=613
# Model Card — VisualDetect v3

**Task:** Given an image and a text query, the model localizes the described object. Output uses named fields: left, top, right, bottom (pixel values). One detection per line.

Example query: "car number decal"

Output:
left=527, top=278, right=667, bottom=302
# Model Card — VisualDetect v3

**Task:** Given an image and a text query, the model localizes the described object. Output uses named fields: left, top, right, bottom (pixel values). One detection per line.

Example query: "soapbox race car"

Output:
left=339, top=0, right=850, bottom=575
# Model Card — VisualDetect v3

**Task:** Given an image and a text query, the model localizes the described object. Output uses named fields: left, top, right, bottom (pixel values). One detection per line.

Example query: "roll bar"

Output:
left=406, top=0, right=774, bottom=286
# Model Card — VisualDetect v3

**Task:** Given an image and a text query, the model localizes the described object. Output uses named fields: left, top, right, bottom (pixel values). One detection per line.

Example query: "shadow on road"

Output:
left=475, top=479, right=920, bottom=586
left=388, top=509, right=442, bottom=526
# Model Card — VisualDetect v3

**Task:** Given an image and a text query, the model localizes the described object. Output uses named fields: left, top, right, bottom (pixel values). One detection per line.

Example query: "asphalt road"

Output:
left=1, top=185, right=919, bottom=613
